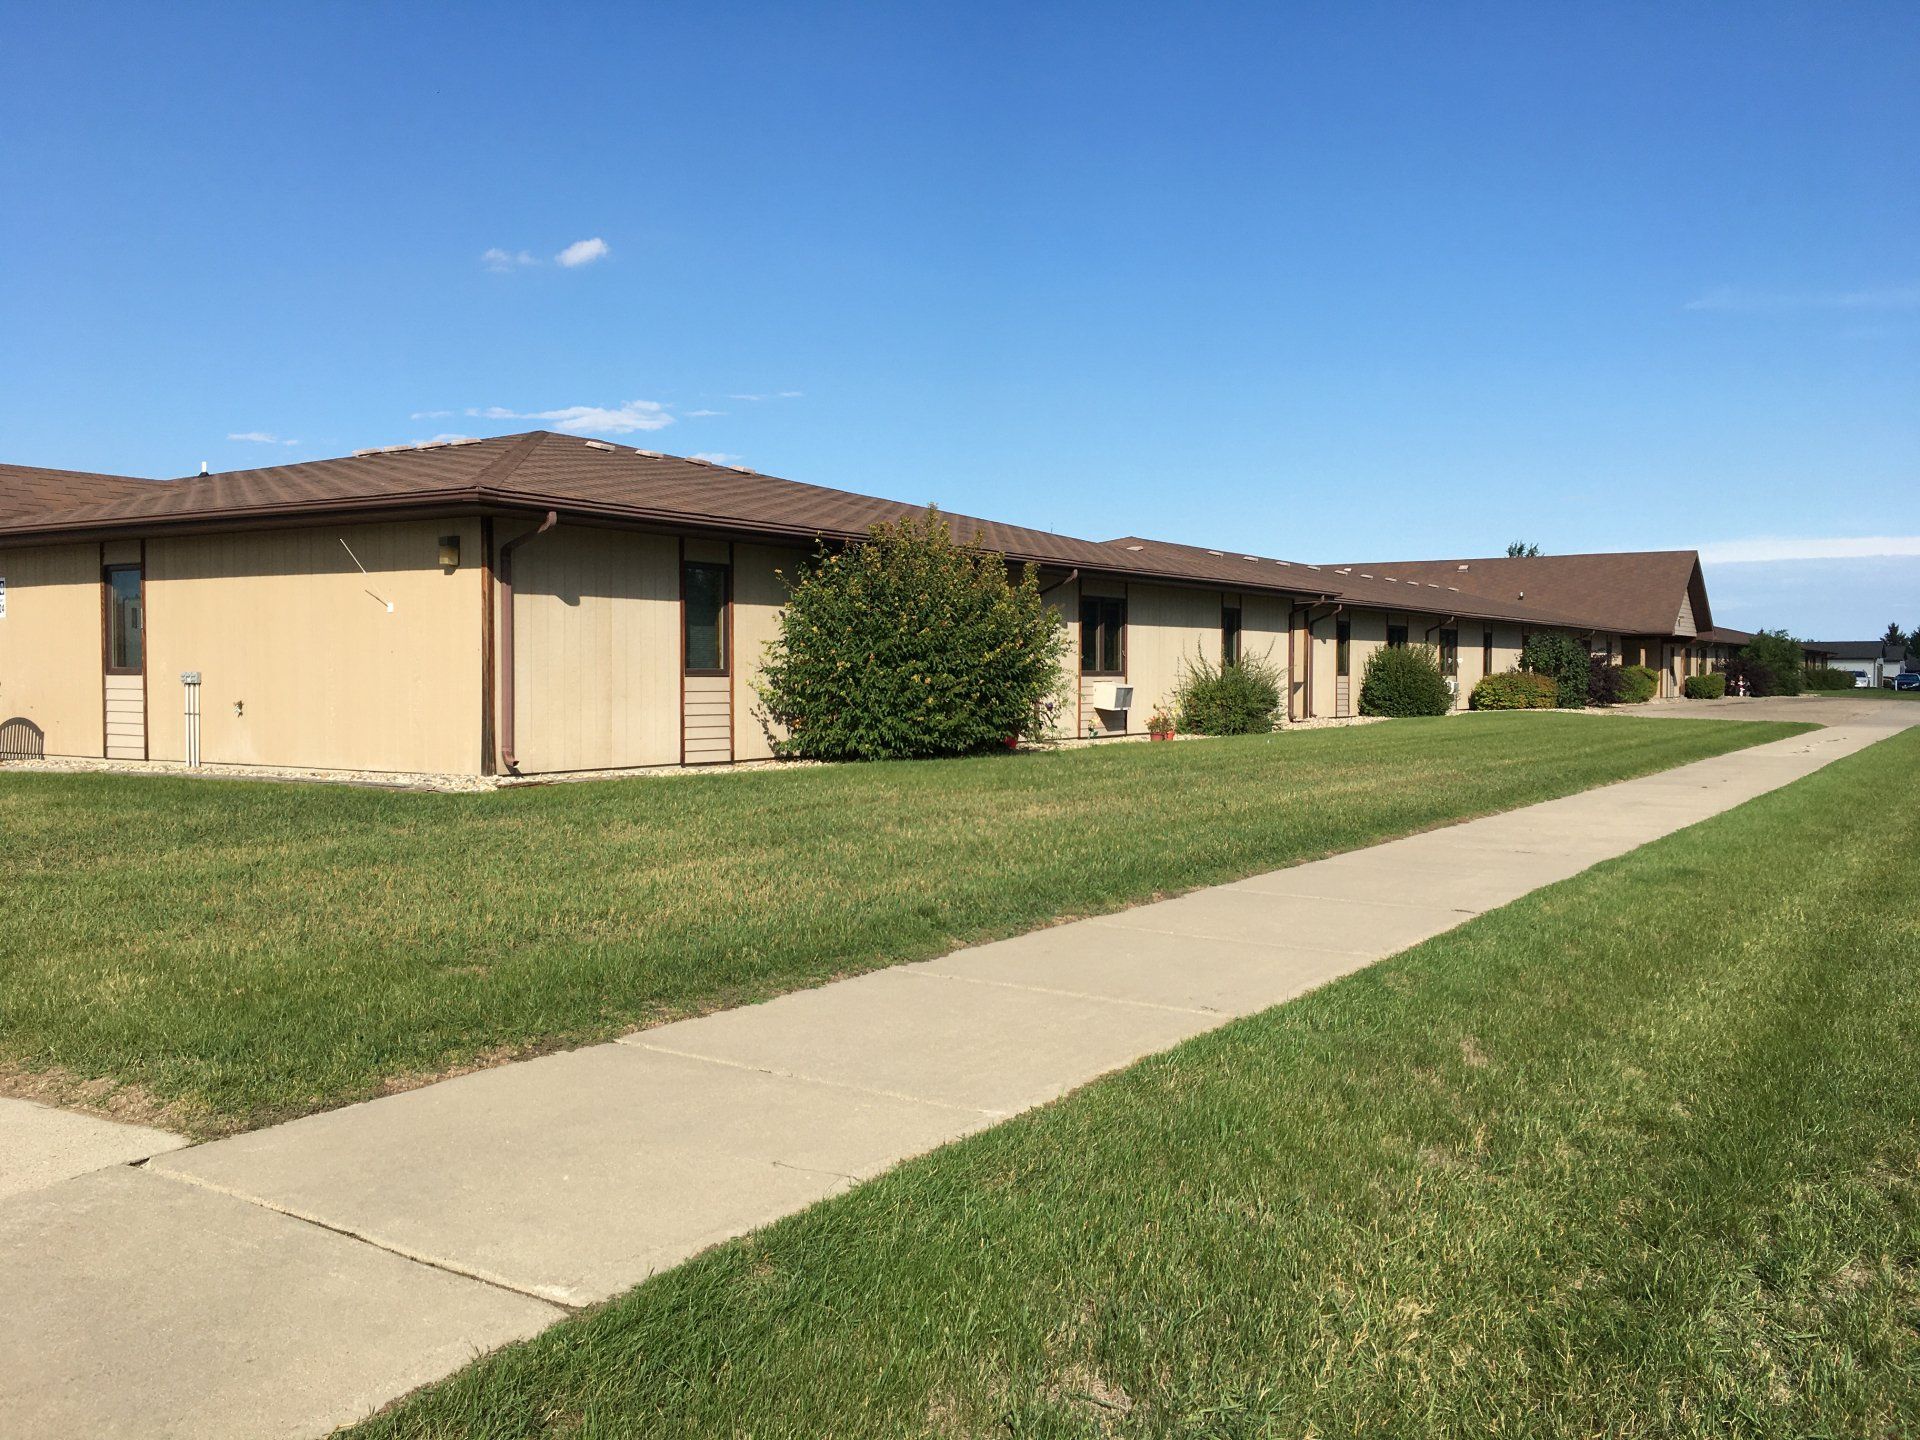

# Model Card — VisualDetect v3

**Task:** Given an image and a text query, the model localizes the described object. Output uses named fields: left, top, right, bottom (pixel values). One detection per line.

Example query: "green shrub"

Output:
left=1744, top=630, right=1804, bottom=695
left=1805, top=666, right=1857, bottom=691
left=756, top=509, right=1069, bottom=760
left=1619, top=665, right=1659, bottom=703
left=1360, top=643, right=1453, bottom=717
left=1470, top=670, right=1555, bottom=710
left=1683, top=672, right=1726, bottom=699
left=1172, top=651, right=1283, bottom=735
left=1723, top=655, right=1779, bottom=697
left=1520, top=632, right=1590, bottom=708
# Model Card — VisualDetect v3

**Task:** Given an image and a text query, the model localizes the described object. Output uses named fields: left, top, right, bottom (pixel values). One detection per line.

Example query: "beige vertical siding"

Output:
left=145, top=520, right=482, bottom=774
left=731, top=543, right=802, bottom=761
left=505, top=523, right=676, bottom=773
left=0, top=542, right=103, bottom=758
left=1126, top=582, right=1226, bottom=726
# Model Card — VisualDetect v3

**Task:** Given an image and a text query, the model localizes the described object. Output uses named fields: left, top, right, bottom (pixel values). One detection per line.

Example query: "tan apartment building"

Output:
left=0, top=434, right=1722, bottom=778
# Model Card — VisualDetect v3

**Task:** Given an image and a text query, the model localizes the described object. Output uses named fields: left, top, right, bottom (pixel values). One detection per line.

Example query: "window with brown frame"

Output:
left=1482, top=629, right=1494, bottom=675
left=1386, top=622, right=1408, bottom=649
left=1221, top=603, right=1242, bottom=667
left=1439, top=627, right=1459, bottom=678
left=682, top=562, right=730, bottom=675
left=1335, top=618, right=1352, bottom=677
left=104, top=566, right=143, bottom=674
left=1080, top=595, right=1125, bottom=675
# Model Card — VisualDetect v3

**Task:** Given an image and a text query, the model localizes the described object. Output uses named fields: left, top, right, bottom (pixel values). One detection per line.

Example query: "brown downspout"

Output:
left=1298, top=601, right=1341, bottom=720
left=1037, top=567, right=1079, bottom=598
left=497, top=510, right=558, bottom=774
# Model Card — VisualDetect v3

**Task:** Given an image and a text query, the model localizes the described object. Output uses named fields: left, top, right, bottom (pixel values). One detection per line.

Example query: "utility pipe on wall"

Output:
left=497, top=510, right=557, bottom=774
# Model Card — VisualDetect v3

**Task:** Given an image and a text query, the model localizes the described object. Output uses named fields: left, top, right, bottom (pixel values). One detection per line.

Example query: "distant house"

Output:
left=1810, top=640, right=1913, bottom=688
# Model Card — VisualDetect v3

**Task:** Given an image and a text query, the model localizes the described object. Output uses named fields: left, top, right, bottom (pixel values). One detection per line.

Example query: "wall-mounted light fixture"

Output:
left=438, top=535, right=461, bottom=570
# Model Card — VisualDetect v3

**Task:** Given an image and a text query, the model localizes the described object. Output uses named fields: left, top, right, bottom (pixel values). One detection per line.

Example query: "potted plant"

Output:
left=1147, top=707, right=1175, bottom=740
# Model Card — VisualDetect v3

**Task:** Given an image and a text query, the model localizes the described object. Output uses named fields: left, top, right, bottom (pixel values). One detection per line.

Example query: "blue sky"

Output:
left=2, top=2, right=1914, bottom=636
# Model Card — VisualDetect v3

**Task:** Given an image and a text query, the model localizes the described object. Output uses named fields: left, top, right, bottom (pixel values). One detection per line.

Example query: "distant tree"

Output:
left=1883, top=621, right=1906, bottom=646
left=1506, top=541, right=1541, bottom=558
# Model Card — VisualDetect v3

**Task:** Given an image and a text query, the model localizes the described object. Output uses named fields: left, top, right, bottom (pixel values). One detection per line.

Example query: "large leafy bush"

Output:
left=1619, top=665, right=1659, bottom=703
left=1520, top=632, right=1590, bottom=708
left=1683, top=672, right=1726, bottom=699
left=1722, top=655, right=1779, bottom=697
left=1360, top=643, right=1453, bottom=717
left=1805, top=666, right=1858, bottom=691
left=1743, top=630, right=1804, bottom=695
left=1588, top=657, right=1625, bottom=706
left=1471, top=670, right=1558, bottom=709
left=756, top=510, right=1069, bottom=760
left=1173, top=651, right=1283, bottom=735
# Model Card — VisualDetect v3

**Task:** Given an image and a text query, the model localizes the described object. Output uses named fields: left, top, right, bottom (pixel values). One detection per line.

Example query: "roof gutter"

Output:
left=497, top=510, right=558, bottom=774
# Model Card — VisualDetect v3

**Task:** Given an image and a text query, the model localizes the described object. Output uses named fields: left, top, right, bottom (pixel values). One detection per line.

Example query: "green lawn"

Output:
left=353, top=725, right=1919, bottom=1440
left=1, top=714, right=1806, bottom=1135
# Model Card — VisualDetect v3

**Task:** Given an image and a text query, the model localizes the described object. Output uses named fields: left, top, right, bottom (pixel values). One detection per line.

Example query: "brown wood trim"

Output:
left=479, top=516, right=496, bottom=776
left=98, top=543, right=108, bottom=756
left=677, top=535, right=686, bottom=768
left=137, top=540, right=148, bottom=759
left=723, top=540, right=736, bottom=763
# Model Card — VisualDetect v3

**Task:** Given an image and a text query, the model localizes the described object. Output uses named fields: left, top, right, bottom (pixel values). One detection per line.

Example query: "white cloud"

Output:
left=686, top=408, right=725, bottom=418
left=413, top=433, right=475, bottom=446
left=691, top=452, right=744, bottom=465
left=1683, top=284, right=1920, bottom=313
left=481, top=247, right=539, bottom=272
left=555, top=236, right=610, bottom=268
left=410, top=409, right=454, bottom=420
left=228, top=431, right=298, bottom=445
left=726, top=390, right=802, bottom=402
left=1698, top=535, right=1920, bottom=564
left=467, top=399, right=673, bottom=435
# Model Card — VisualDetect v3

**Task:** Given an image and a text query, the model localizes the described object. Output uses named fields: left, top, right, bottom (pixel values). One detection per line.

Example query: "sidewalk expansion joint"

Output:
left=630, top=1042, right=1006, bottom=1118
left=901, top=968, right=1221, bottom=1015
left=146, top=1166, right=576, bottom=1312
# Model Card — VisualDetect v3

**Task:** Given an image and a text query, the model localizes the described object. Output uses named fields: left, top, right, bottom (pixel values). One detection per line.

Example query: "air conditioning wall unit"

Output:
left=1091, top=683, right=1135, bottom=712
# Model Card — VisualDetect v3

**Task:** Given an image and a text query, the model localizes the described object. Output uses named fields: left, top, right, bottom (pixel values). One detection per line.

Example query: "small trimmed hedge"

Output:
left=1173, top=652, right=1283, bottom=735
left=1471, top=670, right=1559, bottom=710
left=1588, top=658, right=1625, bottom=707
left=1619, top=665, right=1659, bottom=703
left=1683, top=673, right=1726, bottom=699
left=1805, top=666, right=1858, bottom=691
left=1359, top=643, right=1453, bottom=717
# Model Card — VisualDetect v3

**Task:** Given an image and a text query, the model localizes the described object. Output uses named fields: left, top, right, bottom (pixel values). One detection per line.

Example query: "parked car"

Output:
left=1892, top=673, right=1920, bottom=691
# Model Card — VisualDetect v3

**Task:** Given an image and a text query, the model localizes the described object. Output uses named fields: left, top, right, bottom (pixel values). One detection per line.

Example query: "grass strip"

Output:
left=2, top=713, right=1805, bottom=1132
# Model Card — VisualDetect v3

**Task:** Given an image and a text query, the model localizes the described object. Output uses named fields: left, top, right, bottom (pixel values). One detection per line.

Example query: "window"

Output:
left=1482, top=629, right=1494, bottom=675
left=1439, top=627, right=1459, bottom=678
left=1080, top=595, right=1126, bottom=675
left=104, top=566, right=143, bottom=674
left=1386, top=622, right=1408, bottom=649
left=1221, top=604, right=1242, bottom=666
left=682, top=562, right=730, bottom=675
left=1335, top=619, right=1352, bottom=677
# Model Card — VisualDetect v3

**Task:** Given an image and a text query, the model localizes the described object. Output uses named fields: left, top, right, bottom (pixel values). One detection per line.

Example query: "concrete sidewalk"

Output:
left=2, top=712, right=1908, bottom=1438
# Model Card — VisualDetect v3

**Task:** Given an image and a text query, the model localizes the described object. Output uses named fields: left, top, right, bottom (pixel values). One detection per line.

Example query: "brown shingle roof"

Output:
left=0, top=462, right=162, bottom=522
left=1105, top=536, right=1598, bottom=629
left=2, top=431, right=1133, bottom=571
left=1327, top=550, right=1712, bottom=636
left=1696, top=626, right=1754, bottom=646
